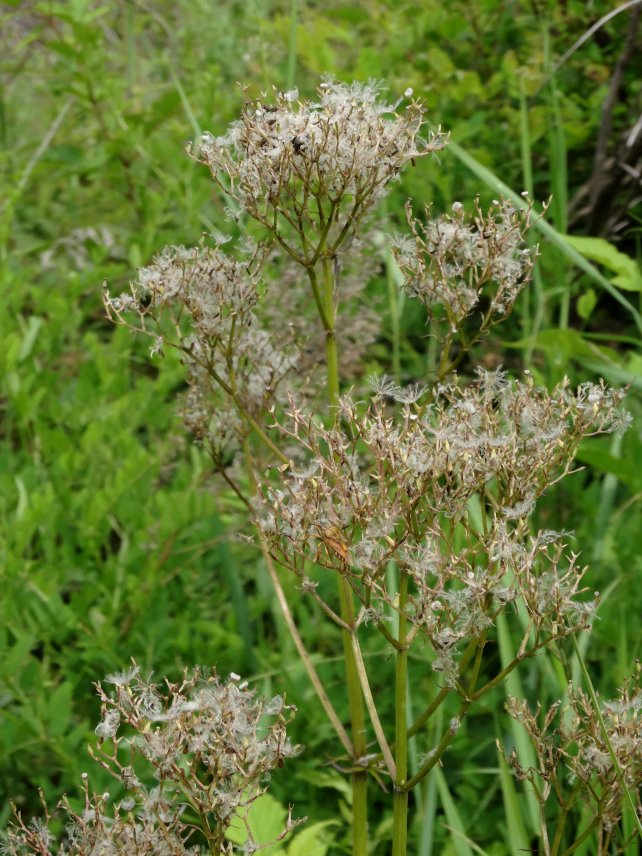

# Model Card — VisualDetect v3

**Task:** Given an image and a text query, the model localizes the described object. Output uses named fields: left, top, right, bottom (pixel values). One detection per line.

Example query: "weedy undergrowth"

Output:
left=10, top=80, right=639, bottom=855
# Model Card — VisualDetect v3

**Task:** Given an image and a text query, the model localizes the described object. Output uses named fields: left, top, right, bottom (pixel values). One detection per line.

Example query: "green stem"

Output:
left=407, top=686, right=449, bottom=738
left=550, top=781, right=583, bottom=856
left=322, top=255, right=340, bottom=406
left=285, top=0, right=298, bottom=90
left=306, top=263, right=332, bottom=330
left=317, top=252, right=367, bottom=854
left=401, top=699, right=471, bottom=793
left=407, top=640, right=477, bottom=738
left=393, top=571, right=410, bottom=856
left=402, top=634, right=487, bottom=793
left=470, top=635, right=555, bottom=700
left=340, top=580, right=368, bottom=856
left=310, top=200, right=338, bottom=264
left=376, top=620, right=404, bottom=651
left=260, top=548, right=353, bottom=757
left=351, top=633, right=396, bottom=776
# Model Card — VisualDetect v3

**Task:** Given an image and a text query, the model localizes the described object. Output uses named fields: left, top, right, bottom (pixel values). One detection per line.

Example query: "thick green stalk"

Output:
left=339, top=567, right=369, bottom=856
left=392, top=571, right=409, bottom=856
left=314, top=255, right=368, bottom=856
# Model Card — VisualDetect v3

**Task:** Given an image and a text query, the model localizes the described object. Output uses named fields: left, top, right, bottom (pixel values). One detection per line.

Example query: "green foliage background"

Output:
left=1, top=1, right=641, bottom=852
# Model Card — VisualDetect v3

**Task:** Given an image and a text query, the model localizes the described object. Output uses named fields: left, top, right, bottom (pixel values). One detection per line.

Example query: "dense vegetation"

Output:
left=2, top=1, right=641, bottom=853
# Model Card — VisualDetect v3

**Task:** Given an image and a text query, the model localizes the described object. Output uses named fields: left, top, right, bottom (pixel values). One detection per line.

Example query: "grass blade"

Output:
left=497, top=738, right=531, bottom=854
left=433, top=765, right=475, bottom=856
left=496, top=614, right=540, bottom=836
left=286, top=0, right=299, bottom=90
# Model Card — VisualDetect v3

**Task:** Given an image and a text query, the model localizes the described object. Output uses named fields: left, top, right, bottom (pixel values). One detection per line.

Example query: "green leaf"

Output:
left=225, top=793, right=288, bottom=854
left=577, top=441, right=642, bottom=489
left=577, top=288, right=597, bottom=320
left=434, top=766, right=475, bottom=856
left=563, top=235, right=642, bottom=292
left=18, top=316, right=44, bottom=362
left=47, top=681, right=73, bottom=737
left=299, top=769, right=353, bottom=803
left=2, top=630, right=35, bottom=677
left=510, top=328, right=616, bottom=364
left=426, top=46, right=456, bottom=76
left=287, top=821, right=337, bottom=856
left=580, top=360, right=642, bottom=393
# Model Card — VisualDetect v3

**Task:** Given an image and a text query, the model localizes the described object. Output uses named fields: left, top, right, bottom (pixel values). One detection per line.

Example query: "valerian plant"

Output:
left=2, top=666, right=300, bottom=854
left=101, top=80, right=636, bottom=854
left=504, top=664, right=642, bottom=854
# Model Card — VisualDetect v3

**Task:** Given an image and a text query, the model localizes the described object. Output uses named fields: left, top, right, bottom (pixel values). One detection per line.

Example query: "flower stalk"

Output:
left=392, top=570, right=409, bottom=856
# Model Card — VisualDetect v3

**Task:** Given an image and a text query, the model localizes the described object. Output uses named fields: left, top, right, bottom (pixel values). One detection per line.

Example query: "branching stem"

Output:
left=392, top=570, right=410, bottom=856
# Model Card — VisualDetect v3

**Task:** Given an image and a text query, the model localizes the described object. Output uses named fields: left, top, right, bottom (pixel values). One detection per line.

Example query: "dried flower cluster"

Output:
left=258, top=371, right=627, bottom=685
left=104, top=237, right=385, bottom=470
left=392, top=199, right=535, bottom=357
left=198, top=80, right=444, bottom=249
left=3, top=666, right=299, bottom=855
left=105, top=241, right=299, bottom=463
left=104, top=81, right=446, bottom=467
left=506, top=665, right=642, bottom=849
